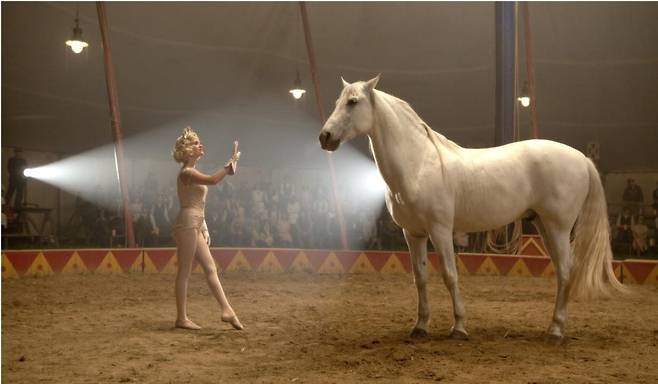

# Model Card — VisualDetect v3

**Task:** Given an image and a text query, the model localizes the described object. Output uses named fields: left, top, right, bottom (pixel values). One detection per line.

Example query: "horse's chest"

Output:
left=385, top=191, right=434, bottom=235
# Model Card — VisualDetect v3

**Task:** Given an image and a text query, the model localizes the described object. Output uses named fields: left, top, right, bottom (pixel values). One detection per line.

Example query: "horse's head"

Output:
left=319, top=75, right=380, bottom=151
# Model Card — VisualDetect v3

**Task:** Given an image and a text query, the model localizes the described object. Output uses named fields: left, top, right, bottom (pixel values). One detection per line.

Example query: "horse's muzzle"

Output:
left=319, top=131, right=340, bottom=151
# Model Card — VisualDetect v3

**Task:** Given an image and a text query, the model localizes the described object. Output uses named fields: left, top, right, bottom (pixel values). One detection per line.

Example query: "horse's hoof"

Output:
left=410, top=327, right=428, bottom=338
left=544, top=333, right=565, bottom=345
left=449, top=329, right=469, bottom=340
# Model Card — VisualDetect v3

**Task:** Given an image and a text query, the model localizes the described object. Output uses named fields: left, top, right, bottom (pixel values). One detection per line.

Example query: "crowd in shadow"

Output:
left=65, top=172, right=409, bottom=251
left=8, top=165, right=658, bottom=258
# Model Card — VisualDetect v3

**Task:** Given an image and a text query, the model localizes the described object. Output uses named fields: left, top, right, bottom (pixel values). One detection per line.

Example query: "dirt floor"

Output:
left=2, top=272, right=658, bottom=383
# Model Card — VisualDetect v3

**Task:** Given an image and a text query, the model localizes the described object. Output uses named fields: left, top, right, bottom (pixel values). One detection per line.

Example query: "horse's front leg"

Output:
left=403, top=229, right=430, bottom=338
left=429, top=227, right=468, bottom=339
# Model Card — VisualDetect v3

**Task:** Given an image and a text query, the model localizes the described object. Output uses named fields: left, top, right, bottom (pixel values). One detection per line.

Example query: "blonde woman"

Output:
left=171, top=126, right=243, bottom=330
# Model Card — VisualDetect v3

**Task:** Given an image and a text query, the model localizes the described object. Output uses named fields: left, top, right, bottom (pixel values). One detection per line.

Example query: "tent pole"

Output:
left=96, top=2, right=135, bottom=248
left=521, top=2, right=540, bottom=139
left=299, top=1, right=349, bottom=250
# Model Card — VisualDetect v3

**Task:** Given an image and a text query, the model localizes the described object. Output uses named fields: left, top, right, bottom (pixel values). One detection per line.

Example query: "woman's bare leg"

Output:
left=194, top=234, right=243, bottom=330
left=174, top=229, right=201, bottom=330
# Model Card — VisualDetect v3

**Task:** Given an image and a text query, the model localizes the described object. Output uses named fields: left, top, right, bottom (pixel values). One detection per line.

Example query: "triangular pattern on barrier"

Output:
left=621, top=264, right=638, bottom=284
left=304, top=250, right=330, bottom=272
left=272, top=249, right=299, bottom=271
left=111, top=250, right=142, bottom=272
left=622, top=260, right=656, bottom=285
left=289, top=251, right=314, bottom=272
left=5, top=251, right=39, bottom=276
left=258, top=251, right=284, bottom=273
left=43, top=251, right=75, bottom=273
left=318, top=252, right=345, bottom=273
left=211, top=249, right=239, bottom=271
left=241, top=249, right=268, bottom=270
left=77, top=250, right=110, bottom=272
left=193, top=262, right=204, bottom=274
left=61, top=252, right=87, bottom=273
left=507, top=259, right=533, bottom=277
left=394, top=252, right=412, bottom=273
left=333, top=251, right=360, bottom=271
left=25, top=252, right=54, bottom=277
left=521, top=257, right=551, bottom=277
left=517, top=237, right=548, bottom=257
left=2, top=253, right=18, bottom=278
left=349, top=253, right=377, bottom=273
left=144, top=249, right=176, bottom=272
left=519, top=236, right=548, bottom=257
left=226, top=250, right=251, bottom=272
left=380, top=253, right=406, bottom=274
left=459, top=253, right=487, bottom=274
left=476, top=257, right=500, bottom=276
left=489, top=255, right=518, bottom=275
left=644, top=264, right=658, bottom=286
left=160, top=253, right=179, bottom=274
left=364, top=252, right=392, bottom=272
left=142, top=252, right=160, bottom=274
left=455, top=255, right=468, bottom=275
left=540, top=261, right=555, bottom=278
left=95, top=252, right=123, bottom=274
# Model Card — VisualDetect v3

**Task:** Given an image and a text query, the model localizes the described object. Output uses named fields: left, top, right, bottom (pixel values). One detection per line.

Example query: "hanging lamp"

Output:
left=289, top=70, right=306, bottom=99
left=65, top=5, right=88, bottom=54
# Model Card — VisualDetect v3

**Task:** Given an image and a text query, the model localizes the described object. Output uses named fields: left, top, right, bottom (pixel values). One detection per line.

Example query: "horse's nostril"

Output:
left=319, top=131, right=330, bottom=145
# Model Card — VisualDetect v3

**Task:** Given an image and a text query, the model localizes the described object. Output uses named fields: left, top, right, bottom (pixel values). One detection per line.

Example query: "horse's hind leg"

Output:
left=429, top=227, right=468, bottom=339
left=533, top=217, right=573, bottom=342
left=403, top=229, right=430, bottom=338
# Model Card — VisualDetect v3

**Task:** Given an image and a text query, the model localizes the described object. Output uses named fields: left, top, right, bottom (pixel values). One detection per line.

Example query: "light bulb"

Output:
left=518, top=96, right=530, bottom=108
left=289, top=88, right=306, bottom=99
left=66, top=39, right=88, bottom=54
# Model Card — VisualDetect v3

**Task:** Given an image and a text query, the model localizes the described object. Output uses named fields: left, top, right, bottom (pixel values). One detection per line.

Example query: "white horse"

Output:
left=319, top=75, right=624, bottom=342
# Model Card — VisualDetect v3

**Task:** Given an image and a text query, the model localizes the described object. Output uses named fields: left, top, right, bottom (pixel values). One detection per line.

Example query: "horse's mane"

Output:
left=375, top=91, right=462, bottom=154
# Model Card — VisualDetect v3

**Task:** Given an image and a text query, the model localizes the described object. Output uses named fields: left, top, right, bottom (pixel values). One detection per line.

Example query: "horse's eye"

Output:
left=347, top=97, right=358, bottom=106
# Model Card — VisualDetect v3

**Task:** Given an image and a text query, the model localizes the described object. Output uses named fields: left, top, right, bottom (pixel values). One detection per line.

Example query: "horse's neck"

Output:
left=368, top=91, right=453, bottom=195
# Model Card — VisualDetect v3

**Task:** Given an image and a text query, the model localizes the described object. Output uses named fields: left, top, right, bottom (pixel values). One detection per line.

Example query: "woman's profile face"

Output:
left=188, top=137, right=204, bottom=159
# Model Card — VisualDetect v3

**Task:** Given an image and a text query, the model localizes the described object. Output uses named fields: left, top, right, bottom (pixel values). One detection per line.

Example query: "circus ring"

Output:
left=3, top=236, right=658, bottom=383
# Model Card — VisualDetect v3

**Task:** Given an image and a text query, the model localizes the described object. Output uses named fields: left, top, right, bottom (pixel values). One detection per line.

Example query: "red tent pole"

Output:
left=299, top=1, right=349, bottom=250
left=521, top=2, right=540, bottom=139
left=96, top=2, right=135, bottom=247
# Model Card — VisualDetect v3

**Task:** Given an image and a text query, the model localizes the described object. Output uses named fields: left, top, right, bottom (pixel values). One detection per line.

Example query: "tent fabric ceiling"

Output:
left=2, top=2, right=657, bottom=171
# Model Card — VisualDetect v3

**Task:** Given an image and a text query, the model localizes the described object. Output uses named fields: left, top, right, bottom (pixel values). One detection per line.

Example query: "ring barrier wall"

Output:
left=2, top=236, right=657, bottom=285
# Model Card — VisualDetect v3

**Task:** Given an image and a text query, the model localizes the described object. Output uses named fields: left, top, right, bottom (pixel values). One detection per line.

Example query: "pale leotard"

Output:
left=172, top=168, right=210, bottom=243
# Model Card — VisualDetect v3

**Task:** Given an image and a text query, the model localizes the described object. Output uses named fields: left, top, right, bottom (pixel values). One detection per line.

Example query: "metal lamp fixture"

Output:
left=289, top=70, right=306, bottom=100
left=65, top=6, right=88, bottom=54
left=517, top=81, right=530, bottom=108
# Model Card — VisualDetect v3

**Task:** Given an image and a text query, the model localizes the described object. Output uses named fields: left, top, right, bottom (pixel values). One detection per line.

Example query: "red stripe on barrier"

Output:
left=42, top=251, right=75, bottom=273
left=5, top=252, right=39, bottom=275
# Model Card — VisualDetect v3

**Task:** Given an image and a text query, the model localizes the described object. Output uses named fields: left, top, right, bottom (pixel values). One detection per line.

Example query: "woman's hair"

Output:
left=172, top=126, right=199, bottom=163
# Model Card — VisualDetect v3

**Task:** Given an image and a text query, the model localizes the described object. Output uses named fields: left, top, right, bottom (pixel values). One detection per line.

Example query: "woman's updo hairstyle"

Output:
left=172, top=126, right=199, bottom=163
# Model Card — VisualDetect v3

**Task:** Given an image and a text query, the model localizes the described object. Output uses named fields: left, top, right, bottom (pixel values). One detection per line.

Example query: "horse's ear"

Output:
left=341, top=77, right=349, bottom=88
left=365, top=74, right=381, bottom=92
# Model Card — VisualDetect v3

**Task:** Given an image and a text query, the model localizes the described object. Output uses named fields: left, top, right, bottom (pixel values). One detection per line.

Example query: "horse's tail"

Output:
left=569, top=159, right=626, bottom=298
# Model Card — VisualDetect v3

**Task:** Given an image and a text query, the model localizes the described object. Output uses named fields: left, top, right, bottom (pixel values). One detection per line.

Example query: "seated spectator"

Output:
left=632, top=216, right=649, bottom=255
left=275, top=211, right=293, bottom=248
left=251, top=220, right=273, bottom=248
left=615, top=207, right=634, bottom=245
left=622, top=178, right=644, bottom=215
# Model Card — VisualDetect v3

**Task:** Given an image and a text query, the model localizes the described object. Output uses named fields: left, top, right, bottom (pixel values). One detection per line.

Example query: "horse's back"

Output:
left=452, top=139, right=590, bottom=231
